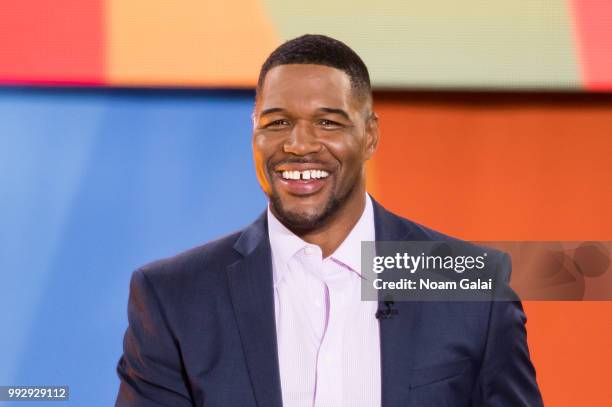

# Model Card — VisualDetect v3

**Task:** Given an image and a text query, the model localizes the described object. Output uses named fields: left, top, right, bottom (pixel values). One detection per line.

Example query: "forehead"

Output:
left=257, top=64, right=355, bottom=112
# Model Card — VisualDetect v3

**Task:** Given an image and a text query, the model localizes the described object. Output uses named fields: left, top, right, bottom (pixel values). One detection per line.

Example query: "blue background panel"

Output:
left=0, top=88, right=266, bottom=406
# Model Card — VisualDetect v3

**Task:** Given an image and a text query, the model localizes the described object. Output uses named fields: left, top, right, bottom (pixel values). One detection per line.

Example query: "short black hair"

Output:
left=256, top=34, right=372, bottom=105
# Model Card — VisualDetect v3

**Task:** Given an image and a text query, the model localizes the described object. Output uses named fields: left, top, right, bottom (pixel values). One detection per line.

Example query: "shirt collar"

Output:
left=328, top=194, right=375, bottom=274
left=267, top=206, right=310, bottom=286
left=267, top=194, right=375, bottom=284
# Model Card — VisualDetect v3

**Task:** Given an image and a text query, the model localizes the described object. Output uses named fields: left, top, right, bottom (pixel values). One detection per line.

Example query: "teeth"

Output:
left=280, top=170, right=330, bottom=180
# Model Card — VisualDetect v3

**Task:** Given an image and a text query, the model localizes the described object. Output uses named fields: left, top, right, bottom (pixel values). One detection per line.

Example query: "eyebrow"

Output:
left=259, top=107, right=351, bottom=121
left=260, top=107, right=285, bottom=117
left=318, top=107, right=351, bottom=121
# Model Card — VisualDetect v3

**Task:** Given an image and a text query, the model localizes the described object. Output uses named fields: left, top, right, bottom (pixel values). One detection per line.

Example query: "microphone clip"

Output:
left=375, top=300, right=399, bottom=320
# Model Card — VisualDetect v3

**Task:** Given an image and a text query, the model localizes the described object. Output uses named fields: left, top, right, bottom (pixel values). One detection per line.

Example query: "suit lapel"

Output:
left=372, top=197, right=423, bottom=407
left=227, top=213, right=283, bottom=407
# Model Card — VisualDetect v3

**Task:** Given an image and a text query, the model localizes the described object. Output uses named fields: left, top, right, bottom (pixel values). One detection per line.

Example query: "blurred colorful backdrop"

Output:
left=1, top=0, right=612, bottom=90
left=1, top=1, right=611, bottom=407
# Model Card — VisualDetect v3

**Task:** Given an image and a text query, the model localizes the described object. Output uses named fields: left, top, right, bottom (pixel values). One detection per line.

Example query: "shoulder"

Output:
left=375, top=200, right=510, bottom=281
left=125, top=210, right=269, bottom=313
left=134, top=229, right=245, bottom=292
left=372, top=195, right=465, bottom=243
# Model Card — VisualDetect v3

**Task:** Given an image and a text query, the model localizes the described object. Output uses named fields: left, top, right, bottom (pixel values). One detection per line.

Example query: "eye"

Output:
left=265, top=119, right=290, bottom=128
left=319, top=119, right=342, bottom=128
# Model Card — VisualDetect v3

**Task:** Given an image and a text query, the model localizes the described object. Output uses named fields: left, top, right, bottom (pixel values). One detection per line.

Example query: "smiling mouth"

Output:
left=273, top=168, right=331, bottom=196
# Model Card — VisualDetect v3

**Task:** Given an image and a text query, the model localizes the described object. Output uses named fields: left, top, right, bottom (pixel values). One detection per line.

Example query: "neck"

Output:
left=296, top=184, right=367, bottom=258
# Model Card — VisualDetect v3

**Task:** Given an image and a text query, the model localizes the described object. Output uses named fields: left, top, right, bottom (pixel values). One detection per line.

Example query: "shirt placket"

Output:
left=313, top=259, right=346, bottom=407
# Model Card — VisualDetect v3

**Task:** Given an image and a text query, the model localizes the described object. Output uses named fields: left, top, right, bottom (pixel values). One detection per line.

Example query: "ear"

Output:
left=364, top=111, right=380, bottom=160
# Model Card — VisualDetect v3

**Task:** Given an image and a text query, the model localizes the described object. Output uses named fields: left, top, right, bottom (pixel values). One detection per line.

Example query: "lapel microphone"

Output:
left=375, top=299, right=399, bottom=320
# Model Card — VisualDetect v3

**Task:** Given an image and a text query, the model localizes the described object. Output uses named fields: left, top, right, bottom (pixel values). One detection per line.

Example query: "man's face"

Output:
left=253, top=64, right=378, bottom=231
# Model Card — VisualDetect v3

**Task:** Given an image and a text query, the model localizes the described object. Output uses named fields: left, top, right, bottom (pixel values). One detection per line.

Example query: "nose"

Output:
left=283, top=121, right=322, bottom=156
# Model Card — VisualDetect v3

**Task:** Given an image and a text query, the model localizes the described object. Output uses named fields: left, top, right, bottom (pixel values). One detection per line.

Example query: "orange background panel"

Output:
left=0, top=0, right=104, bottom=85
left=106, top=0, right=280, bottom=87
left=368, top=92, right=612, bottom=241
left=525, top=301, right=612, bottom=406
left=367, top=91, right=612, bottom=406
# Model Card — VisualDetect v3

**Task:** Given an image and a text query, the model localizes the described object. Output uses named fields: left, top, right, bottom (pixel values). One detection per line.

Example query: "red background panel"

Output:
left=572, top=0, right=612, bottom=91
left=0, top=0, right=105, bottom=85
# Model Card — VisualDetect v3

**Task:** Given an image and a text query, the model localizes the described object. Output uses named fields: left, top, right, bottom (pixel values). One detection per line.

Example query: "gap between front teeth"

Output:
left=281, top=170, right=329, bottom=180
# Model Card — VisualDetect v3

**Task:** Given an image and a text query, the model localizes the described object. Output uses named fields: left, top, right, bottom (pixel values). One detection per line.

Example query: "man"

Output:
left=115, top=34, right=543, bottom=407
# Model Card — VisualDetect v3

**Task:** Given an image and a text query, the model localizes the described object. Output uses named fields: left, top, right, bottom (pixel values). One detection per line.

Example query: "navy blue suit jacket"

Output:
left=116, top=198, right=543, bottom=407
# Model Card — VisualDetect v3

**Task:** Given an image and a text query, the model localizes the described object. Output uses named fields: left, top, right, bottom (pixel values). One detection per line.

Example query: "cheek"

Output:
left=325, top=135, right=367, bottom=176
left=252, top=145, right=264, bottom=171
left=253, top=134, right=272, bottom=169
left=253, top=134, right=286, bottom=193
left=252, top=135, right=271, bottom=189
left=253, top=133, right=284, bottom=159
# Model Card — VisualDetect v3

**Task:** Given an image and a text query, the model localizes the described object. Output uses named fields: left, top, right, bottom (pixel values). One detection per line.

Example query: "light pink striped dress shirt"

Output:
left=267, top=195, right=381, bottom=407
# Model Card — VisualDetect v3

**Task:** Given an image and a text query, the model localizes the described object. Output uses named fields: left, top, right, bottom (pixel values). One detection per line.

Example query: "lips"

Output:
left=273, top=168, right=331, bottom=196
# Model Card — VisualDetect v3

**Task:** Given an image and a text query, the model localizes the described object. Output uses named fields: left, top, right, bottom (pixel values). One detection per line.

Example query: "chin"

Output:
left=272, top=194, right=340, bottom=232
left=277, top=207, right=323, bottom=229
